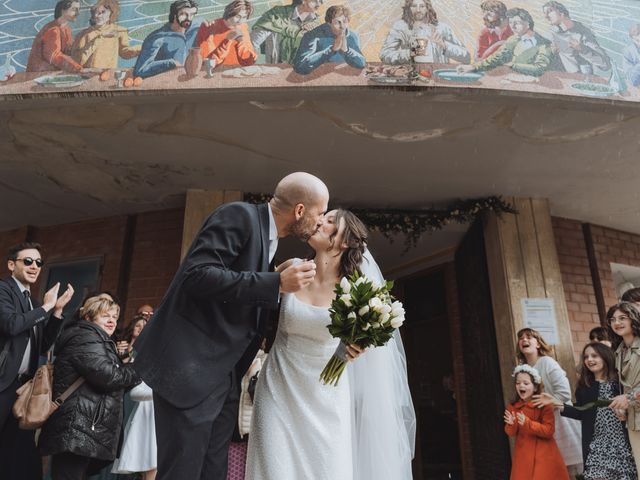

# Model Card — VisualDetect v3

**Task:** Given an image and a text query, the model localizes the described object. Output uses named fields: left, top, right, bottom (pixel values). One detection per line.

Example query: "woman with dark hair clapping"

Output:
left=39, top=296, right=140, bottom=480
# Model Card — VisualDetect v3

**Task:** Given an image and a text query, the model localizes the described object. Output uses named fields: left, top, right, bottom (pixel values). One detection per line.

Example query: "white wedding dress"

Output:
left=245, top=292, right=353, bottom=479
left=246, top=251, right=415, bottom=480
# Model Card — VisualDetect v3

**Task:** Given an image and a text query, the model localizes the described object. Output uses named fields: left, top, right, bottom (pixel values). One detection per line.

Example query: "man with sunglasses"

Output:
left=0, top=242, right=74, bottom=480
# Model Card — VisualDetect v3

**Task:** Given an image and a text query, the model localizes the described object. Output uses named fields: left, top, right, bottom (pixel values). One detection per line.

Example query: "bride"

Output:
left=245, top=209, right=416, bottom=480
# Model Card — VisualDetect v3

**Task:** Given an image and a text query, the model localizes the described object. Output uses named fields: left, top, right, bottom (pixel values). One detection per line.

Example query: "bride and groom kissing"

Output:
left=133, top=172, right=415, bottom=480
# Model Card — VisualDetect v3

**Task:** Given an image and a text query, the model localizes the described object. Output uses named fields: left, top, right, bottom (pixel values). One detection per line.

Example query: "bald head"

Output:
left=270, top=172, right=329, bottom=240
left=271, top=172, right=329, bottom=211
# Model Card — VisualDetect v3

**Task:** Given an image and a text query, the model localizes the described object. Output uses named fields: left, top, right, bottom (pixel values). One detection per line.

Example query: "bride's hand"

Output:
left=346, top=343, right=364, bottom=361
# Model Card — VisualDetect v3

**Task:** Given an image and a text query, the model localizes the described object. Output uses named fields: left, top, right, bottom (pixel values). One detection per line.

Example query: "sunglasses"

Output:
left=16, top=257, right=44, bottom=268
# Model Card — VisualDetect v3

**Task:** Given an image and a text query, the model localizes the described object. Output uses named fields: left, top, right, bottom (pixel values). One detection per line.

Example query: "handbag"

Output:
left=12, top=355, right=85, bottom=430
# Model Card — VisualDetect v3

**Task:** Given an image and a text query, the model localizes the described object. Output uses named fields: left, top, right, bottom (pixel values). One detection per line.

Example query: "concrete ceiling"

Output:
left=1, top=87, right=639, bottom=251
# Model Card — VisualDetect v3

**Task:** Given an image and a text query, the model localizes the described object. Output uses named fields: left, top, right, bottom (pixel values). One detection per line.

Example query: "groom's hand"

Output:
left=279, top=260, right=316, bottom=293
left=275, top=258, right=295, bottom=273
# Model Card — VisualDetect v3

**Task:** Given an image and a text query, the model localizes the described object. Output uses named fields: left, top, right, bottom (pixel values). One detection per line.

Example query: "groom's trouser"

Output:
left=154, top=370, right=239, bottom=480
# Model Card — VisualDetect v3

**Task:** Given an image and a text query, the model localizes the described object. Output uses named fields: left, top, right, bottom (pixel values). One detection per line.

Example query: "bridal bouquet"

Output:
left=319, top=272, right=405, bottom=386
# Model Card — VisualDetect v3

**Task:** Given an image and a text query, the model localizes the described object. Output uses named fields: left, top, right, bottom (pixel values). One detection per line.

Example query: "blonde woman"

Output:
left=39, top=296, right=140, bottom=480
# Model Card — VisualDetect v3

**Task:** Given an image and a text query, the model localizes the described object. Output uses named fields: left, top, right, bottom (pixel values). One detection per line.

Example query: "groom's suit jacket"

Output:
left=133, top=202, right=280, bottom=409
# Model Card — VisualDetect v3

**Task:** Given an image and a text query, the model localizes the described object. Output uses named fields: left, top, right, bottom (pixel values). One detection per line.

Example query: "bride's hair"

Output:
left=331, top=209, right=368, bottom=278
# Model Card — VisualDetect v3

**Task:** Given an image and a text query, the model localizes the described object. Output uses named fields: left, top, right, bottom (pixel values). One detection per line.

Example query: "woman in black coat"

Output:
left=39, top=296, right=140, bottom=480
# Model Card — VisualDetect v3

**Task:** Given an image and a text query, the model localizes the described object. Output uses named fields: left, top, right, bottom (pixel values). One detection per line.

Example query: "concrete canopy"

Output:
left=0, top=87, right=638, bottom=241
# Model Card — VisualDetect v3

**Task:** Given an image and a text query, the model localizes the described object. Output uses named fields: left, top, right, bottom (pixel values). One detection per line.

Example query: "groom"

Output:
left=133, top=172, right=329, bottom=480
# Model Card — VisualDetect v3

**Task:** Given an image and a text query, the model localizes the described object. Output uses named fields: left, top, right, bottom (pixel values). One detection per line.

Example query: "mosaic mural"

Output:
left=0, top=0, right=639, bottom=101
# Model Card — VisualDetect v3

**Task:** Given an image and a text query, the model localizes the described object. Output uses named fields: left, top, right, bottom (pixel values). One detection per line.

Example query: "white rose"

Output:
left=391, top=303, right=405, bottom=317
left=340, top=277, right=351, bottom=294
left=371, top=279, right=381, bottom=290
left=355, top=276, right=366, bottom=286
left=358, top=305, right=370, bottom=316
left=340, top=294, right=352, bottom=307
left=362, top=323, right=371, bottom=331
left=347, top=312, right=356, bottom=320
left=369, top=297, right=383, bottom=311
left=380, top=312, right=390, bottom=324
left=379, top=304, right=392, bottom=315
left=391, top=316, right=405, bottom=328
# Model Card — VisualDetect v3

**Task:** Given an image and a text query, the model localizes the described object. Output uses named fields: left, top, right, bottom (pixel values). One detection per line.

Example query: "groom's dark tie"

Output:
left=23, top=290, right=40, bottom=373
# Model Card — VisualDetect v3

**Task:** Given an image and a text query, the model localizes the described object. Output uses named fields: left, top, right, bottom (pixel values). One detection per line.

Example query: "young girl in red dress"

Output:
left=504, top=364, right=569, bottom=480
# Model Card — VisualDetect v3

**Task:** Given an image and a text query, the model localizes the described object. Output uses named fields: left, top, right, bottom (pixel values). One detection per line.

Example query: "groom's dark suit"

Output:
left=133, top=202, right=280, bottom=480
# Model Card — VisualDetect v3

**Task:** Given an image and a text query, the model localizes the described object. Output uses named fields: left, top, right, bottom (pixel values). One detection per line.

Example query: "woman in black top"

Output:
left=536, top=342, right=636, bottom=479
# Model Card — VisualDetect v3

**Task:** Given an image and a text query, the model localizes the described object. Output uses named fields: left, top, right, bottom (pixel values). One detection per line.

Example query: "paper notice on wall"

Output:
left=521, top=298, right=559, bottom=345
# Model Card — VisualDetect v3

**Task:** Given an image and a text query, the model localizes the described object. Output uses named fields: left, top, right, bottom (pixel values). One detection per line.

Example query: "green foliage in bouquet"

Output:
left=320, top=272, right=406, bottom=386
left=327, top=272, right=398, bottom=349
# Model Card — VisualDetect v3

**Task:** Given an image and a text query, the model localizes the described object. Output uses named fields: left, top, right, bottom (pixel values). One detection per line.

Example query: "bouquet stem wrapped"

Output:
left=320, top=273, right=405, bottom=386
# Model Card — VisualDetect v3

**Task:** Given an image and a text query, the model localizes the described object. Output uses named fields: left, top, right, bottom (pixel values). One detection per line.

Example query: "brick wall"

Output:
left=0, top=226, right=29, bottom=261
left=552, top=217, right=601, bottom=360
left=123, top=208, right=184, bottom=323
left=589, top=225, right=640, bottom=309
left=552, top=217, right=640, bottom=360
left=0, top=208, right=185, bottom=328
left=32, top=216, right=129, bottom=299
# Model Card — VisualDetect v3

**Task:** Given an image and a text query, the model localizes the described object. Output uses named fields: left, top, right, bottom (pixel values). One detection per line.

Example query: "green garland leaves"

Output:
left=243, top=193, right=517, bottom=250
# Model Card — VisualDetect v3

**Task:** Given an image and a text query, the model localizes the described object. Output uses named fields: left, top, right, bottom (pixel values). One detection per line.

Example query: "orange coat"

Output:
left=196, top=19, right=256, bottom=66
left=505, top=401, right=569, bottom=480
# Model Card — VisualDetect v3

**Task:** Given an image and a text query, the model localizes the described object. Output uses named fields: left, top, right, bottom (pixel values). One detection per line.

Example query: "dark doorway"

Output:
left=399, top=267, right=463, bottom=480
left=454, top=219, right=511, bottom=480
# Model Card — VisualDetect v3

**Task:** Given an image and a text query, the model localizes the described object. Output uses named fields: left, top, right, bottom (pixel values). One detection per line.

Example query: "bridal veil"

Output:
left=348, top=249, right=417, bottom=479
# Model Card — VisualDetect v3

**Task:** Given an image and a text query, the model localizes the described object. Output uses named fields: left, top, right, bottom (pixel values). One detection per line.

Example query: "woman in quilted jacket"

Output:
left=39, top=295, right=140, bottom=480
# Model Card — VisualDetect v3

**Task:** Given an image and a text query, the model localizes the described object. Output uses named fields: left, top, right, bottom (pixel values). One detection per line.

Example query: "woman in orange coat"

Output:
left=504, top=364, right=569, bottom=480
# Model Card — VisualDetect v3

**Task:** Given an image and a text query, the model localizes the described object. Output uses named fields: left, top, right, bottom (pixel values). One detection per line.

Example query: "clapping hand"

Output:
left=53, top=283, right=75, bottom=317
left=516, top=412, right=526, bottom=426
left=42, top=283, right=61, bottom=312
left=503, top=409, right=515, bottom=425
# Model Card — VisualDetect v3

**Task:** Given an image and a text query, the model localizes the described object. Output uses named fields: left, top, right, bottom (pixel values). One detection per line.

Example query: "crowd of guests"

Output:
left=505, top=288, right=640, bottom=480
left=0, top=241, right=264, bottom=480
left=21, top=0, right=640, bottom=84
left=0, top=242, right=150, bottom=480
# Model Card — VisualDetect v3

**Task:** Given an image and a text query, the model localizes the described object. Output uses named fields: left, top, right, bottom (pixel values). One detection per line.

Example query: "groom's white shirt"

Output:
left=267, top=203, right=278, bottom=264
